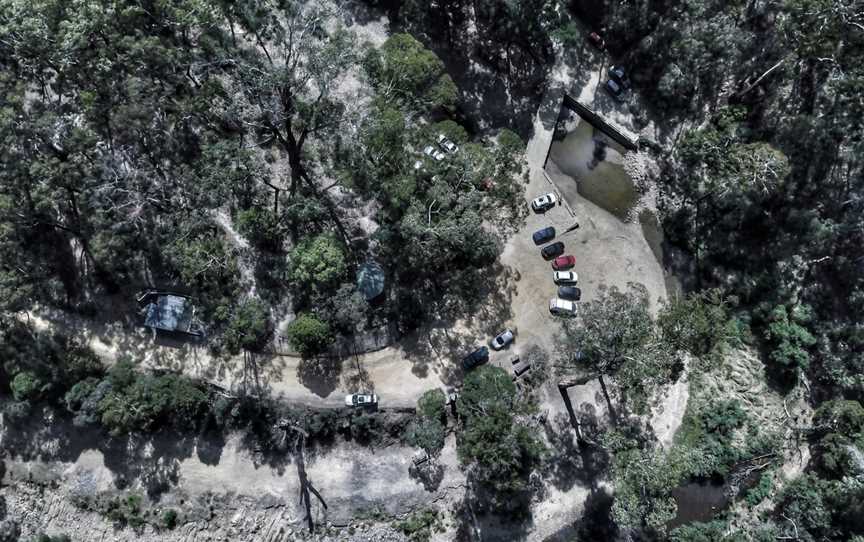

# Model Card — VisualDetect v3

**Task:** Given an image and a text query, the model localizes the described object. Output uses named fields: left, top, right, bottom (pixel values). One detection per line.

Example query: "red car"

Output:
left=588, top=32, right=605, bottom=50
left=552, top=255, right=576, bottom=270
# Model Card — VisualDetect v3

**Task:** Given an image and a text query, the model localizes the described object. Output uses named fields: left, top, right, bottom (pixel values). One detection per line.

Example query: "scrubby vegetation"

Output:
left=457, top=365, right=545, bottom=511
left=394, top=508, right=444, bottom=542
left=407, top=389, right=448, bottom=458
left=0, top=0, right=527, bottom=353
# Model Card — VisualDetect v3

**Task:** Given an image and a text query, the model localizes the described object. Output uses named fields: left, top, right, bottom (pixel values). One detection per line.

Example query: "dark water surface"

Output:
left=667, top=480, right=730, bottom=529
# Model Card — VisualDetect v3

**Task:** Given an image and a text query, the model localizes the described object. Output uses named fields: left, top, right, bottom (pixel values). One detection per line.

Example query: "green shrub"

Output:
left=285, top=314, right=333, bottom=357
left=162, top=508, right=178, bottom=529
left=106, top=494, right=145, bottom=528
left=407, top=417, right=445, bottom=457
left=394, top=508, right=443, bottom=542
left=746, top=470, right=774, bottom=507
left=287, top=234, right=347, bottom=289
left=675, top=399, right=748, bottom=478
left=222, top=299, right=272, bottom=354
left=94, top=360, right=208, bottom=436
left=235, top=206, right=281, bottom=251
left=764, top=305, right=816, bottom=371
left=10, top=371, right=41, bottom=401
left=417, top=389, right=446, bottom=421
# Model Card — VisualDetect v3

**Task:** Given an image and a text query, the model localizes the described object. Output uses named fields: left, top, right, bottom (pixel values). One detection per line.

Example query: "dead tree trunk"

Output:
left=598, top=374, right=618, bottom=425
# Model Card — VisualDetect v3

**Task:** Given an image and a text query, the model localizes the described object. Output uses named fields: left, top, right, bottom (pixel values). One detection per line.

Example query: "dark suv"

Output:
left=605, top=79, right=626, bottom=101
left=609, top=66, right=631, bottom=89
left=462, top=346, right=489, bottom=371
left=541, top=242, right=565, bottom=259
left=558, top=286, right=582, bottom=300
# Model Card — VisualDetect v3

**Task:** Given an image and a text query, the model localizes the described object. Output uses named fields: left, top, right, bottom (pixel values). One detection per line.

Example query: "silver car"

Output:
left=490, top=328, right=514, bottom=350
left=424, top=145, right=446, bottom=161
left=437, top=134, right=458, bottom=154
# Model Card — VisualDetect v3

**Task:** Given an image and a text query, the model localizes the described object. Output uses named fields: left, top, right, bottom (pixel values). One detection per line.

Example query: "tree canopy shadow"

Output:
left=296, top=355, right=343, bottom=398
left=542, top=413, right=609, bottom=493
left=0, top=410, right=228, bottom=503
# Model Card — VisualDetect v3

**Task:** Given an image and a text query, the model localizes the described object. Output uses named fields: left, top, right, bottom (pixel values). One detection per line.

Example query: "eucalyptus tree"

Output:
left=226, top=0, right=357, bottom=247
left=557, top=284, right=679, bottom=422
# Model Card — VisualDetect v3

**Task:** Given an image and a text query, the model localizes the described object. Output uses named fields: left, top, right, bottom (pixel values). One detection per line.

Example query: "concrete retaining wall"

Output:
left=561, top=95, right=639, bottom=151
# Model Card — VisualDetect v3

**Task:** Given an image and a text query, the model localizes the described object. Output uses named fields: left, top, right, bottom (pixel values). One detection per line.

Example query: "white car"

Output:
left=345, top=393, right=378, bottom=407
left=424, top=145, right=446, bottom=161
left=490, top=328, right=514, bottom=350
left=531, top=193, right=558, bottom=212
left=549, top=298, right=577, bottom=316
left=553, top=271, right=578, bottom=284
left=437, top=134, right=458, bottom=154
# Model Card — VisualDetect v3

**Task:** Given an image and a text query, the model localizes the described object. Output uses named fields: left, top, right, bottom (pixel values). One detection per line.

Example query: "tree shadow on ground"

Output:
left=398, top=262, right=519, bottom=386
left=572, top=488, right=618, bottom=542
left=341, top=354, right=373, bottom=393
left=456, top=496, right=534, bottom=542
left=542, top=413, right=609, bottom=493
left=1, top=411, right=228, bottom=503
left=408, top=460, right=445, bottom=492
left=0, top=412, right=103, bottom=465
left=100, top=429, right=214, bottom=501
left=297, top=355, right=343, bottom=398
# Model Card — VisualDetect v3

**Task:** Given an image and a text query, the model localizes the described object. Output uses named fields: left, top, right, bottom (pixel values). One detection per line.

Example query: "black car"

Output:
left=532, top=226, right=556, bottom=245
left=558, top=286, right=582, bottom=300
left=609, top=66, right=631, bottom=89
left=541, top=242, right=565, bottom=259
left=462, top=346, right=489, bottom=371
left=605, top=79, right=626, bottom=101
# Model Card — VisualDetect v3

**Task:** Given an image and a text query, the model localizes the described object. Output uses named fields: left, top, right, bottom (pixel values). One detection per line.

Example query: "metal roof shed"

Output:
left=356, top=261, right=386, bottom=301
left=138, top=291, right=203, bottom=336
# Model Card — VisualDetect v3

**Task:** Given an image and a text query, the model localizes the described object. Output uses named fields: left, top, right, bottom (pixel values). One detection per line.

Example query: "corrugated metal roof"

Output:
left=356, top=261, right=385, bottom=301
left=144, top=294, right=194, bottom=332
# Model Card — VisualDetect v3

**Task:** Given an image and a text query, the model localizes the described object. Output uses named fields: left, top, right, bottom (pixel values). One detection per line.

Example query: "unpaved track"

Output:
left=21, top=308, right=444, bottom=409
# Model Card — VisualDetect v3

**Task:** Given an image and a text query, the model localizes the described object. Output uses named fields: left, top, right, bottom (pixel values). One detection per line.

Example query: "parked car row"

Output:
left=529, top=193, right=582, bottom=317
left=423, top=134, right=459, bottom=161
left=604, top=65, right=631, bottom=102
left=459, top=187, right=580, bottom=371
left=414, top=134, right=460, bottom=170
left=460, top=326, right=515, bottom=374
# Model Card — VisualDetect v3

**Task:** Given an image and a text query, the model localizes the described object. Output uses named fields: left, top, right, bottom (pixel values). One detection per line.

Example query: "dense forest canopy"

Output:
left=1, top=0, right=864, bottom=540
